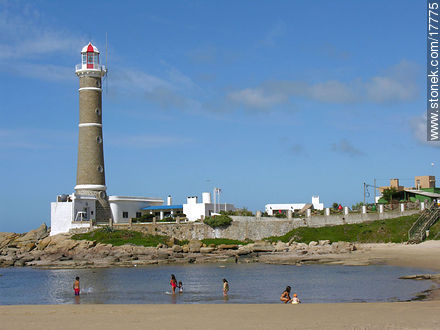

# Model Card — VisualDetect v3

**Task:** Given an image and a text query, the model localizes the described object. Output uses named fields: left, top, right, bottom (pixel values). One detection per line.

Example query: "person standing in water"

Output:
left=178, top=281, right=183, bottom=293
left=170, top=274, right=178, bottom=294
left=280, top=286, right=291, bottom=303
left=223, top=279, right=229, bottom=296
left=73, top=276, right=80, bottom=296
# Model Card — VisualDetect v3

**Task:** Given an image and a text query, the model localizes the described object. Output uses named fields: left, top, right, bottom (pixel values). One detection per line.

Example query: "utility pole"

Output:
left=374, top=178, right=376, bottom=204
left=363, top=182, right=366, bottom=205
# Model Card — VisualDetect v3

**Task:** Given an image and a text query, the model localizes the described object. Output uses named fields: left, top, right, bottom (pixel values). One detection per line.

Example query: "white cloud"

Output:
left=227, top=88, right=288, bottom=109
left=0, top=128, right=75, bottom=149
left=0, top=3, right=84, bottom=61
left=227, top=61, right=420, bottom=110
left=260, top=20, right=286, bottom=47
left=410, top=114, right=440, bottom=148
left=0, top=63, right=75, bottom=82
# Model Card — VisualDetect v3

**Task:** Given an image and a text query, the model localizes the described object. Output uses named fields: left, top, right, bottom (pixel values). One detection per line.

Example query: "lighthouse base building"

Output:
left=50, top=194, right=163, bottom=235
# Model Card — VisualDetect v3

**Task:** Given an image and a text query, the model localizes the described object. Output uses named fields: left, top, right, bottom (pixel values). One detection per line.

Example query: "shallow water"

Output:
left=0, top=264, right=436, bottom=305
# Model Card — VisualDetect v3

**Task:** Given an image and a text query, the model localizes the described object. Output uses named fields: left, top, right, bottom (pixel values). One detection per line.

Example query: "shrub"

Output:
left=203, top=215, right=233, bottom=228
left=159, top=217, right=175, bottom=222
left=220, top=208, right=253, bottom=216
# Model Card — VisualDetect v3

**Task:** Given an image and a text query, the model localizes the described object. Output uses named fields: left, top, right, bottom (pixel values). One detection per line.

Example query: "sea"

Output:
left=0, top=264, right=436, bottom=305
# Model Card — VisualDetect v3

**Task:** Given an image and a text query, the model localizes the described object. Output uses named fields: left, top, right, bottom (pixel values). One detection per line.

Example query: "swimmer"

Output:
left=291, top=293, right=300, bottom=304
left=73, top=276, right=80, bottom=296
left=170, top=274, right=177, bottom=294
left=280, top=286, right=291, bottom=303
left=178, top=281, right=183, bottom=293
left=223, top=278, right=229, bottom=296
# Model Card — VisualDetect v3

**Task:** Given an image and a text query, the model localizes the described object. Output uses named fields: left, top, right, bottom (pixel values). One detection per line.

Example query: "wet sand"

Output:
left=1, top=241, right=440, bottom=329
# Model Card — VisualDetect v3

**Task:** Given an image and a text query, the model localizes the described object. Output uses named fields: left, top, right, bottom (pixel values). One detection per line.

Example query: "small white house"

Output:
left=183, top=192, right=235, bottom=221
left=109, top=196, right=163, bottom=224
left=265, top=195, right=324, bottom=216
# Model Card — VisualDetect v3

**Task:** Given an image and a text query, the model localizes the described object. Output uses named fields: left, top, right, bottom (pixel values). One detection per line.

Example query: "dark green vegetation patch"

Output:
left=72, top=228, right=169, bottom=247
left=203, top=215, right=233, bottom=228
left=266, top=214, right=422, bottom=244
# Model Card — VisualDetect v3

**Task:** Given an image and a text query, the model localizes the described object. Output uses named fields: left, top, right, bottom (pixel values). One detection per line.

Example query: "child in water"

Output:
left=291, top=293, right=300, bottom=304
left=178, top=281, right=183, bottom=293
left=73, top=276, right=80, bottom=296
left=170, top=274, right=177, bottom=294
left=223, top=278, right=229, bottom=296
left=280, top=286, right=291, bottom=303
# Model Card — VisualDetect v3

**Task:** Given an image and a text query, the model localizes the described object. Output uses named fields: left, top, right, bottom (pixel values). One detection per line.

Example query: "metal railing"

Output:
left=408, top=202, right=440, bottom=243
left=75, top=64, right=107, bottom=73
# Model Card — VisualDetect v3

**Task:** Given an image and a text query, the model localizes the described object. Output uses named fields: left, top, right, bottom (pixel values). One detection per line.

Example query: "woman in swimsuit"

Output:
left=223, top=278, right=229, bottom=296
left=170, top=274, right=177, bottom=294
left=280, top=286, right=291, bottom=303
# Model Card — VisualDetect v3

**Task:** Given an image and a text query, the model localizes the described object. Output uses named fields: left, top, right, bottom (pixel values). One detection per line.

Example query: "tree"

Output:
left=332, top=202, right=339, bottom=210
left=382, top=188, right=397, bottom=203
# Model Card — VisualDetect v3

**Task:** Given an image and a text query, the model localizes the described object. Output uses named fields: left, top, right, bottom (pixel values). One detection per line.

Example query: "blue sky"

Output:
left=0, top=0, right=438, bottom=233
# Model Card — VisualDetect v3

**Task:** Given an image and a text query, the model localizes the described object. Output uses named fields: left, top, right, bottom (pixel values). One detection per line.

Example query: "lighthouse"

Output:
left=50, top=43, right=165, bottom=236
left=74, top=42, right=111, bottom=223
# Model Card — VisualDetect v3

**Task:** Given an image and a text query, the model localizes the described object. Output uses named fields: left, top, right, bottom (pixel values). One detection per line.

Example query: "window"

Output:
left=95, top=108, right=101, bottom=115
left=96, top=136, right=102, bottom=144
left=136, top=212, right=142, bottom=218
left=97, top=165, right=104, bottom=173
left=122, top=212, right=128, bottom=218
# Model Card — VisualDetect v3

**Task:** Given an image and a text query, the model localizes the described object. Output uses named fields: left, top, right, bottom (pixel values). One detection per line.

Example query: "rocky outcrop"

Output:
left=0, top=225, right=361, bottom=268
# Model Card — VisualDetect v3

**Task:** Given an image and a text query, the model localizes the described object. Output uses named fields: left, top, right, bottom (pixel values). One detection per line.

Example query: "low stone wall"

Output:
left=105, top=210, right=420, bottom=241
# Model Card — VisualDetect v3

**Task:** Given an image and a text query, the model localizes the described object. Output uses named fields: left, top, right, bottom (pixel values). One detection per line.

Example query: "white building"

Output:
left=51, top=194, right=163, bottom=235
left=109, top=196, right=163, bottom=223
left=265, top=196, right=324, bottom=216
left=183, top=192, right=235, bottom=221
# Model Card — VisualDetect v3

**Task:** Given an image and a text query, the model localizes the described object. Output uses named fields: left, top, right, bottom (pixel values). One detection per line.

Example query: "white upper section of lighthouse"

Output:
left=76, top=42, right=107, bottom=77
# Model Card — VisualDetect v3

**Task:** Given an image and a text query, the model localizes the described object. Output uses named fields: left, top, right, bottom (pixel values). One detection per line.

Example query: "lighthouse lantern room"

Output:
left=82, top=42, right=100, bottom=70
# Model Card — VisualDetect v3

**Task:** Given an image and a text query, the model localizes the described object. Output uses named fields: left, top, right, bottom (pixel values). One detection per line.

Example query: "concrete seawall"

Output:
left=124, top=210, right=420, bottom=241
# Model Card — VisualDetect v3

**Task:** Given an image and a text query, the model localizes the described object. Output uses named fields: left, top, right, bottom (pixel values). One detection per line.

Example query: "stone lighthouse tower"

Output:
left=74, top=42, right=111, bottom=223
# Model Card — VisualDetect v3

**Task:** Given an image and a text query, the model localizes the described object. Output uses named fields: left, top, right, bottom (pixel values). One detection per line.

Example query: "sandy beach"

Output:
left=1, top=241, right=440, bottom=329
left=1, top=302, right=439, bottom=330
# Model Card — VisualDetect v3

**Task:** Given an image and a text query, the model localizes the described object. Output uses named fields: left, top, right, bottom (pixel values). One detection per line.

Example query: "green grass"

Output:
left=427, top=221, right=440, bottom=240
left=71, top=229, right=169, bottom=247
left=201, top=238, right=253, bottom=246
left=266, top=214, right=422, bottom=244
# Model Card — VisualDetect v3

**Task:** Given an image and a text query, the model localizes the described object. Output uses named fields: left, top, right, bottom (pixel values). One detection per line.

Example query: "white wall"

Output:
left=50, top=201, right=90, bottom=236
left=265, top=196, right=325, bottom=215
left=183, top=202, right=235, bottom=221
left=109, top=196, right=163, bottom=223
left=265, top=203, right=305, bottom=216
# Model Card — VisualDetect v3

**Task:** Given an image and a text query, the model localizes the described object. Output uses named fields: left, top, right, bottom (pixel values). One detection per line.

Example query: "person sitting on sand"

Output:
left=178, top=281, right=183, bottom=293
left=280, top=286, right=291, bottom=303
left=291, top=293, right=300, bottom=304
left=170, top=274, right=177, bottom=294
left=223, top=279, right=229, bottom=296
left=73, top=276, right=80, bottom=296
